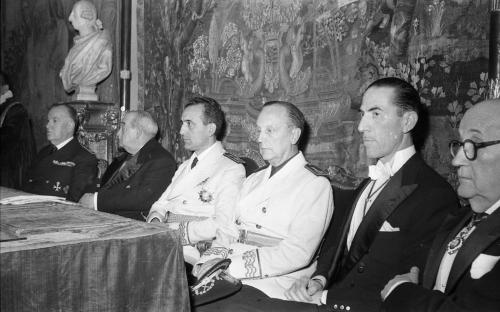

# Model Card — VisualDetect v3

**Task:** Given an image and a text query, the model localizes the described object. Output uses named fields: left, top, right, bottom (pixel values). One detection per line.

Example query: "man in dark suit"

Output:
left=381, top=99, right=500, bottom=312
left=211, top=77, right=458, bottom=312
left=23, top=104, right=97, bottom=202
left=0, top=70, right=36, bottom=188
left=79, top=110, right=176, bottom=221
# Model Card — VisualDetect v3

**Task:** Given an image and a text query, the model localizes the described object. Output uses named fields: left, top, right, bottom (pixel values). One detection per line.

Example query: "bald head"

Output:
left=452, top=100, right=500, bottom=212
left=117, top=111, right=158, bottom=154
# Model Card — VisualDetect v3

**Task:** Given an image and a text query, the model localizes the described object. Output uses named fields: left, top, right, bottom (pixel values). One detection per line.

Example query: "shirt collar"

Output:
left=369, top=145, right=416, bottom=180
left=270, top=152, right=299, bottom=177
left=485, top=198, right=500, bottom=215
left=56, top=137, right=73, bottom=150
left=192, top=141, right=218, bottom=163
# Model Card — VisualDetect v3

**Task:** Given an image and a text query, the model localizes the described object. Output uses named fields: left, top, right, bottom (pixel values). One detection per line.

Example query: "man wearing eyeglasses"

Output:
left=381, top=100, right=500, bottom=312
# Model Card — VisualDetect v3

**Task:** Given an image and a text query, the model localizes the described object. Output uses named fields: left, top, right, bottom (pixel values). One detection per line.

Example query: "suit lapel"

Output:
left=327, top=178, right=370, bottom=281
left=343, top=156, right=420, bottom=273
left=445, top=208, right=500, bottom=293
left=422, top=208, right=470, bottom=288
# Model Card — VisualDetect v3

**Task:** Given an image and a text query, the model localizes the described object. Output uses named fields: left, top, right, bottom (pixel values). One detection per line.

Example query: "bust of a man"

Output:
left=59, top=0, right=112, bottom=101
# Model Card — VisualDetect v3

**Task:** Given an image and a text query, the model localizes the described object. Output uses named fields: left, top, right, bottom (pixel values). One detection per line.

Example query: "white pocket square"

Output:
left=470, top=253, right=500, bottom=279
left=379, top=221, right=400, bottom=232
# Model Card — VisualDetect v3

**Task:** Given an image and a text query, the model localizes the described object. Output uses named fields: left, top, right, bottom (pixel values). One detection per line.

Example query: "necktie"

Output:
left=447, top=212, right=488, bottom=255
left=191, top=157, right=198, bottom=169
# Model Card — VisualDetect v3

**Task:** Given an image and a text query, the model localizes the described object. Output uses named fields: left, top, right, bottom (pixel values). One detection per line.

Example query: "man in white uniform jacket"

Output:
left=193, top=101, right=334, bottom=306
left=147, top=97, right=246, bottom=264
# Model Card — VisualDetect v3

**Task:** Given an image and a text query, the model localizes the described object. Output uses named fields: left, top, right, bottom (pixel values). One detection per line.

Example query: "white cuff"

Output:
left=93, top=192, right=98, bottom=210
left=382, top=281, right=410, bottom=301
left=320, top=290, right=328, bottom=305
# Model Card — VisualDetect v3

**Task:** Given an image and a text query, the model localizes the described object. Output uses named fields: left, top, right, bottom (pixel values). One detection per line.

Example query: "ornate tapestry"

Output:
left=145, top=0, right=490, bottom=188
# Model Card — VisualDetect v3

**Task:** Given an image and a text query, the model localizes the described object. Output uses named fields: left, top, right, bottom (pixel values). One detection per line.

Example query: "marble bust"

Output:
left=60, top=0, right=112, bottom=101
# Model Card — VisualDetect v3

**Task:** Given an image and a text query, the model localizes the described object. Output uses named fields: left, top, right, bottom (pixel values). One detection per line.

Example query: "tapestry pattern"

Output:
left=142, top=0, right=490, bottom=189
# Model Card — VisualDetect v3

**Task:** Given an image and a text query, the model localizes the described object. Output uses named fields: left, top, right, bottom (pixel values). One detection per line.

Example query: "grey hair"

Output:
left=127, top=111, right=158, bottom=139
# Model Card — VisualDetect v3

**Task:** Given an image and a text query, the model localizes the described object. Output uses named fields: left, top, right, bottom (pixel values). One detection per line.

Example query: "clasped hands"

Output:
left=284, top=276, right=324, bottom=305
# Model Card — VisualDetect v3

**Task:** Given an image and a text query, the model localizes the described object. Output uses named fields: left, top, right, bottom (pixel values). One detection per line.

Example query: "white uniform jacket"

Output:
left=197, top=152, right=334, bottom=299
left=150, top=142, right=245, bottom=261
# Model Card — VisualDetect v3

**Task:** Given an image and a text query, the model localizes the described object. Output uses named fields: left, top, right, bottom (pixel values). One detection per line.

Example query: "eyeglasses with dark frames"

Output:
left=449, top=139, right=500, bottom=160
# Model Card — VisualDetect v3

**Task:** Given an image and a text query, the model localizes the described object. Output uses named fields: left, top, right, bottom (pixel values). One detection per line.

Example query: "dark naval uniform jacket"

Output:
left=24, top=138, right=98, bottom=202
left=383, top=205, right=500, bottom=312
left=97, top=139, right=176, bottom=221
left=315, top=154, right=458, bottom=312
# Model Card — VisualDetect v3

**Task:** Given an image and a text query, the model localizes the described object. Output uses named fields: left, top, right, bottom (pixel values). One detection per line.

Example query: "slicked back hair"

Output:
left=127, top=110, right=158, bottom=139
left=49, top=103, right=78, bottom=135
left=263, top=101, right=305, bottom=137
left=366, top=77, right=422, bottom=117
left=184, top=96, right=225, bottom=139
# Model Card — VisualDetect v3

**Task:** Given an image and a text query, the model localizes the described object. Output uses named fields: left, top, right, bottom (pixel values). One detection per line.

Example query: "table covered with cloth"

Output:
left=0, top=187, right=190, bottom=311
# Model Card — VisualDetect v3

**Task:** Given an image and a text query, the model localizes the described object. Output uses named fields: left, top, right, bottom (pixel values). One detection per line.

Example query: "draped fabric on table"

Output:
left=0, top=187, right=190, bottom=312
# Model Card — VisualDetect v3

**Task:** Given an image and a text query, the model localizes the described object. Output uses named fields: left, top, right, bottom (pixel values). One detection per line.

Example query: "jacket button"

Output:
left=340, top=305, right=344, bottom=310
left=346, top=306, right=350, bottom=311
left=358, top=265, right=365, bottom=273
left=262, top=207, right=266, bottom=213
left=182, top=200, right=187, bottom=204
left=333, top=304, right=338, bottom=310
left=256, top=224, right=262, bottom=229
left=235, top=219, right=241, bottom=225
left=46, top=180, right=50, bottom=183
left=28, top=179, right=33, bottom=182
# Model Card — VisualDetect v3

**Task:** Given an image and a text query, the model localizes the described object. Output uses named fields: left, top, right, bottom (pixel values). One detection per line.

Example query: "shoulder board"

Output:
left=305, top=163, right=330, bottom=178
left=223, top=152, right=245, bottom=164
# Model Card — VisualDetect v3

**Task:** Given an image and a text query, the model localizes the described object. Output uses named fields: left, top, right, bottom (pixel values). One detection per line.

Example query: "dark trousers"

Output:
left=193, top=285, right=319, bottom=312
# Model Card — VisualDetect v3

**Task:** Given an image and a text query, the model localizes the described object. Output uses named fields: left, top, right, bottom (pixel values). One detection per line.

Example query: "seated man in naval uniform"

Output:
left=79, top=110, right=176, bottom=221
left=23, top=103, right=97, bottom=202
left=381, top=99, right=500, bottom=312
left=147, top=97, right=246, bottom=264
left=192, top=100, right=334, bottom=310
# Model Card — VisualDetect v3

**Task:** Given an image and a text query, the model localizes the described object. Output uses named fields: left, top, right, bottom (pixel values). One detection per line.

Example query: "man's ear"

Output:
left=290, top=127, right=302, bottom=145
left=402, top=111, right=418, bottom=134
left=208, top=123, right=216, bottom=137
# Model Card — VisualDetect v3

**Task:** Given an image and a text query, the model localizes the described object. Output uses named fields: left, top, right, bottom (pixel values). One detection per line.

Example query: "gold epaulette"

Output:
left=305, top=163, right=330, bottom=178
left=223, top=152, right=245, bottom=164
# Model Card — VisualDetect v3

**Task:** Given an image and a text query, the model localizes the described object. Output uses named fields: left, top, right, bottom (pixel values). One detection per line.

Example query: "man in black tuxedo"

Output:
left=79, top=110, right=176, bottom=221
left=0, top=70, right=36, bottom=188
left=381, top=100, right=500, bottom=312
left=24, top=104, right=97, bottom=202
left=212, top=77, right=458, bottom=312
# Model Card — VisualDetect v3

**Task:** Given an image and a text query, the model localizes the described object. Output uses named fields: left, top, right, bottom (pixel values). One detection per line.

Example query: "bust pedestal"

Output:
left=74, top=86, right=98, bottom=101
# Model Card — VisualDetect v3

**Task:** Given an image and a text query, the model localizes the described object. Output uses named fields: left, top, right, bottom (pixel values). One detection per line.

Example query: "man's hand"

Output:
left=79, top=193, right=95, bottom=209
left=381, top=266, right=419, bottom=301
left=192, top=258, right=223, bottom=279
left=285, top=276, right=324, bottom=303
left=146, top=211, right=164, bottom=223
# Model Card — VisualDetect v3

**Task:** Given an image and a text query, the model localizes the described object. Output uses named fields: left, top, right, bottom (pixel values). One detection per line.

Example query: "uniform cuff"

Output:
left=93, top=192, right=98, bottom=210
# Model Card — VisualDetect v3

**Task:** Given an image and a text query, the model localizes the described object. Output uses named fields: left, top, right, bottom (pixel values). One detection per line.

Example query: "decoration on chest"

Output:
left=52, top=181, right=69, bottom=194
left=52, top=160, right=76, bottom=167
left=198, top=177, right=214, bottom=203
